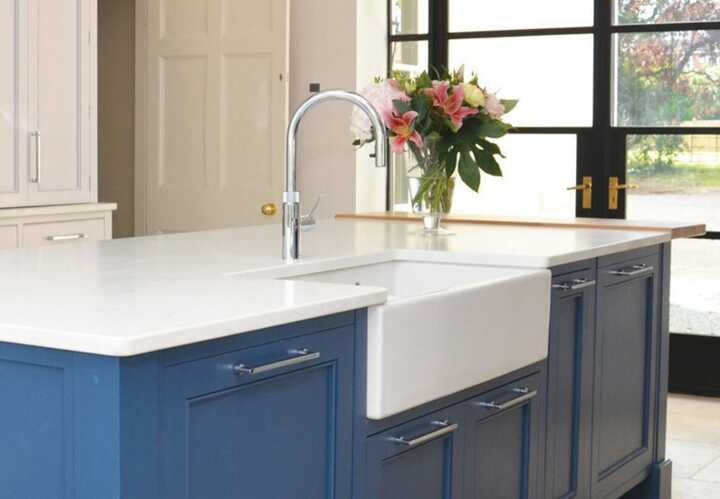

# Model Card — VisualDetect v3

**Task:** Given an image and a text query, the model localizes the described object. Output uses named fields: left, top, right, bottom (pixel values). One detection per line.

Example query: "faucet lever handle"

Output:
left=301, top=196, right=321, bottom=228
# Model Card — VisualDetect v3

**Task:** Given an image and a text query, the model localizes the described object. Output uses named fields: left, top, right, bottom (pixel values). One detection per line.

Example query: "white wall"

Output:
left=290, top=0, right=387, bottom=218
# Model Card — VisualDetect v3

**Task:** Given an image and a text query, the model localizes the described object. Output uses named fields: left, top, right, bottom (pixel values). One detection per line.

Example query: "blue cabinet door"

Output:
left=161, top=326, right=355, bottom=499
left=592, top=253, right=660, bottom=498
left=364, top=405, right=465, bottom=499
left=464, top=374, right=543, bottom=499
left=545, top=266, right=596, bottom=499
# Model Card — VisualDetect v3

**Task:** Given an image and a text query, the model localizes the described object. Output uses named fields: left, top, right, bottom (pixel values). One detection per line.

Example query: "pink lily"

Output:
left=424, top=82, right=479, bottom=130
left=384, top=110, right=424, bottom=153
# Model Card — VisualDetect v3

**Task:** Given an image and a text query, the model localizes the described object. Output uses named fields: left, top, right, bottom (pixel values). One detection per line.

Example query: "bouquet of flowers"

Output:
left=352, top=68, right=516, bottom=223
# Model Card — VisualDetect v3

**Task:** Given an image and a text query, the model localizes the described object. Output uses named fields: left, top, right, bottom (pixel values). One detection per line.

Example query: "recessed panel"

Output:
left=0, top=0, right=17, bottom=193
left=160, top=56, right=208, bottom=188
left=222, top=0, right=273, bottom=34
left=37, top=0, right=80, bottom=191
left=159, top=0, right=208, bottom=39
left=221, top=54, right=273, bottom=192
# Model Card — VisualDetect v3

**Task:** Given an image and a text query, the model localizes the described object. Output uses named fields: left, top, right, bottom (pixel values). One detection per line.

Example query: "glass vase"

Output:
left=404, top=139, right=455, bottom=235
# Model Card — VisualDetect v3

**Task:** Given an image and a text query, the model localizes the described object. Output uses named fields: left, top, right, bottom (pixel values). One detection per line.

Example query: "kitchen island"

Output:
left=0, top=220, right=694, bottom=499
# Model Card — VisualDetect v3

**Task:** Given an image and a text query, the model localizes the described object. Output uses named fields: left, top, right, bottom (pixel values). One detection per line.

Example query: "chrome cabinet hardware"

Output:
left=387, top=420, right=459, bottom=447
left=232, top=348, right=320, bottom=376
left=474, top=387, right=538, bottom=411
left=30, top=131, right=41, bottom=183
left=46, top=233, right=87, bottom=242
left=552, top=278, right=596, bottom=292
left=607, top=263, right=654, bottom=277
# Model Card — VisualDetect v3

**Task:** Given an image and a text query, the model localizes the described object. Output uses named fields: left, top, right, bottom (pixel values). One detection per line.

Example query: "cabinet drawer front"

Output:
left=162, top=326, right=355, bottom=499
left=466, top=374, right=542, bottom=499
left=23, top=218, right=106, bottom=247
left=0, top=225, right=19, bottom=249
left=366, top=405, right=465, bottom=499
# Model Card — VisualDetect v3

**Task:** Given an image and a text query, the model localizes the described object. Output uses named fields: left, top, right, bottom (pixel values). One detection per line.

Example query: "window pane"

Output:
left=669, top=238, right=720, bottom=337
left=391, top=40, right=429, bottom=76
left=449, top=0, right=593, bottom=32
left=391, top=0, right=429, bottom=35
left=450, top=36, right=594, bottom=127
left=627, top=135, right=720, bottom=231
left=393, top=135, right=578, bottom=219
left=613, top=30, right=720, bottom=126
left=614, top=0, right=720, bottom=25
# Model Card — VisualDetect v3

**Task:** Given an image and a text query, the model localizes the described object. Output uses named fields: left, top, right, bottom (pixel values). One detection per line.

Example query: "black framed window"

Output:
left=387, top=0, right=720, bottom=367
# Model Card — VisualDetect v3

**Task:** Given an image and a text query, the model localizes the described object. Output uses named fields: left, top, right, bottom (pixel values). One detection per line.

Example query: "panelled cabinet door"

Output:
left=465, top=374, right=543, bottom=499
left=161, top=327, right=355, bottom=499
left=545, top=267, right=596, bottom=499
left=591, top=253, right=660, bottom=497
left=27, top=0, right=94, bottom=206
left=364, top=405, right=465, bottom=499
left=0, top=0, right=28, bottom=207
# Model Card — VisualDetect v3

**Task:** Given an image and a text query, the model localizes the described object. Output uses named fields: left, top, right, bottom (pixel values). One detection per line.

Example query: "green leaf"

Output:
left=393, top=99, right=411, bottom=115
left=459, top=151, right=481, bottom=191
left=476, top=120, right=513, bottom=138
left=477, top=138, right=505, bottom=158
left=474, top=148, right=503, bottom=177
left=500, top=99, right=519, bottom=113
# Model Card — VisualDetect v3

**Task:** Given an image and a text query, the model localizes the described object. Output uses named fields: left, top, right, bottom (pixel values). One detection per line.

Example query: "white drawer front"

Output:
left=23, top=218, right=106, bottom=247
left=0, top=225, right=19, bottom=249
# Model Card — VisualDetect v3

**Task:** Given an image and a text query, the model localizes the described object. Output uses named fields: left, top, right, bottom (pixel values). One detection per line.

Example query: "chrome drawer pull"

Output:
left=552, top=278, right=596, bottom=291
left=30, top=131, right=41, bottom=183
left=608, top=264, right=654, bottom=277
left=46, top=233, right=87, bottom=242
left=388, top=420, right=459, bottom=447
left=474, top=387, right=538, bottom=411
left=232, top=349, right=320, bottom=376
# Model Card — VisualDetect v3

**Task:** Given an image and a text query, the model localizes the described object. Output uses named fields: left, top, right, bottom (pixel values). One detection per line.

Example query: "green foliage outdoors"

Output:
left=617, top=0, right=720, bottom=174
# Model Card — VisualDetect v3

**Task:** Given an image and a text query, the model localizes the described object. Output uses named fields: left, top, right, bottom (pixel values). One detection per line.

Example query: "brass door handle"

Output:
left=261, top=203, right=278, bottom=216
left=608, top=177, right=639, bottom=210
left=567, top=176, right=593, bottom=209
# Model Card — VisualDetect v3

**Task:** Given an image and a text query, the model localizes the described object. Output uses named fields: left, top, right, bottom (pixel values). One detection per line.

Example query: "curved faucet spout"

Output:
left=283, top=90, right=388, bottom=261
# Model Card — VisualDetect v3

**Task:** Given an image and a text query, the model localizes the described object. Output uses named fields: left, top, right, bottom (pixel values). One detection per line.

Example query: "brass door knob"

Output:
left=261, top=203, right=277, bottom=216
left=566, top=176, right=593, bottom=210
left=608, top=177, right=639, bottom=210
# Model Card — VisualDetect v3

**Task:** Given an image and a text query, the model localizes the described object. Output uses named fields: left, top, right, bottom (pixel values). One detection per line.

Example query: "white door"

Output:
left=139, top=0, right=288, bottom=234
left=0, top=0, right=29, bottom=207
left=27, top=0, right=96, bottom=206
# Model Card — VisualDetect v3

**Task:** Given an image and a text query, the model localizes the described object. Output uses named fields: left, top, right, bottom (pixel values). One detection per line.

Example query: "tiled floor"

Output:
left=667, top=394, right=720, bottom=498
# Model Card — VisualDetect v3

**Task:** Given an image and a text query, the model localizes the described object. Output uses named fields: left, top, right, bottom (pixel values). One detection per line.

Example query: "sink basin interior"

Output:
left=288, top=260, right=533, bottom=299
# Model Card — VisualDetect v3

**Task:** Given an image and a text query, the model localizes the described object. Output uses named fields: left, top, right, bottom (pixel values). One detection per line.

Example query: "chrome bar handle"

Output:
left=552, top=278, right=596, bottom=292
left=608, top=264, right=654, bottom=277
left=46, top=233, right=87, bottom=242
left=232, top=348, right=320, bottom=376
left=474, top=387, right=538, bottom=411
left=30, top=131, right=41, bottom=183
left=387, top=420, right=459, bottom=447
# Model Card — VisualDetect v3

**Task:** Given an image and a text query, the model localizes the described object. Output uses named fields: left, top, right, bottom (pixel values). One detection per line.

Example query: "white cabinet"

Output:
left=0, top=0, right=96, bottom=209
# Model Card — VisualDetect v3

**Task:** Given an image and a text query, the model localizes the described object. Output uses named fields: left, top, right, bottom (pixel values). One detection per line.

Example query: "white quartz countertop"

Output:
left=0, top=219, right=670, bottom=356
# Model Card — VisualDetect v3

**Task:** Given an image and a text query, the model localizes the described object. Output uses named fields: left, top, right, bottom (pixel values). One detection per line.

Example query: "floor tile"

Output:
left=668, top=394, right=720, bottom=445
left=694, top=455, right=720, bottom=483
left=666, top=439, right=720, bottom=479
left=672, top=477, right=720, bottom=499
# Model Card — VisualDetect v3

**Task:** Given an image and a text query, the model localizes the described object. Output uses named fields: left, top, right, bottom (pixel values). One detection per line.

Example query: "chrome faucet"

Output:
left=283, top=90, right=387, bottom=261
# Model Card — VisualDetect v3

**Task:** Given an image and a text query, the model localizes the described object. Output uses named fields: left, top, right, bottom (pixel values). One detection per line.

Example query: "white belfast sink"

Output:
left=290, top=260, right=551, bottom=420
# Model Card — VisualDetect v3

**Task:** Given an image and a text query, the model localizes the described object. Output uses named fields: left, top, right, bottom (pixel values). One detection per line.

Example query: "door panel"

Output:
left=545, top=267, right=596, bottom=499
left=161, top=327, right=354, bottom=499
left=466, top=375, right=543, bottom=499
left=0, top=0, right=28, bottom=207
left=28, top=0, right=93, bottom=205
left=144, top=0, right=287, bottom=234
left=365, top=406, right=465, bottom=499
left=592, top=254, right=659, bottom=497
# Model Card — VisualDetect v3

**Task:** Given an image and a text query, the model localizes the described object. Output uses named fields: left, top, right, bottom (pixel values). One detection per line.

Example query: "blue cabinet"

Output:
left=465, top=375, right=543, bottom=499
left=362, top=372, right=544, bottom=499
left=365, top=405, right=465, bottom=499
left=545, top=265, right=596, bottom=499
left=161, top=326, right=356, bottom=499
left=592, top=252, right=660, bottom=498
